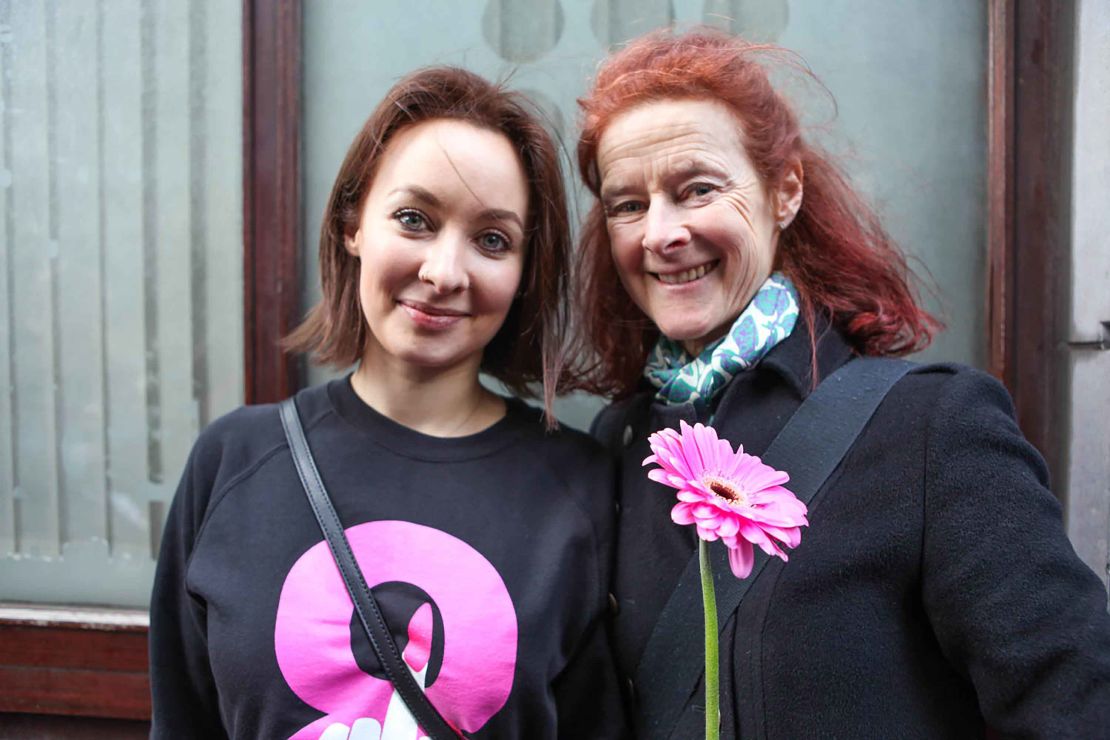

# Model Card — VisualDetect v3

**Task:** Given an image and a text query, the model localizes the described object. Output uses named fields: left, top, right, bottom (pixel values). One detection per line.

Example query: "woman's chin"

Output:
left=655, top=320, right=723, bottom=351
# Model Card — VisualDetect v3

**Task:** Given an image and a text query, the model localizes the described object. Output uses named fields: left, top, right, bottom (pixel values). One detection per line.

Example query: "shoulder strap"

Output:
left=633, top=357, right=914, bottom=739
left=279, top=398, right=461, bottom=740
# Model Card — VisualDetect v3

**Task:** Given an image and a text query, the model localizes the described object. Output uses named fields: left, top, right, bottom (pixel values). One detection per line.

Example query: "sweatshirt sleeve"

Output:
left=149, top=435, right=229, bottom=739
left=551, top=450, right=630, bottom=739
left=921, top=369, right=1110, bottom=735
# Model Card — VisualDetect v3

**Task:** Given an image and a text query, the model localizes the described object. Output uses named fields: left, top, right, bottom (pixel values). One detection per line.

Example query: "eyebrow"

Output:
left=666, top=161, right=726, bottom=183
left=389, top=185, right=443, bottom=208
left=599, top=182, right=637, bottom=204
left=389, top=185, right=524, bottom=230
left=600, top=161, right=727, bottom=203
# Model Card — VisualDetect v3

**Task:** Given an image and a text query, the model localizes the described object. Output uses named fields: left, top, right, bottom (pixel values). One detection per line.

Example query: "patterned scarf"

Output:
left=644, top=272, right=799, bottom=412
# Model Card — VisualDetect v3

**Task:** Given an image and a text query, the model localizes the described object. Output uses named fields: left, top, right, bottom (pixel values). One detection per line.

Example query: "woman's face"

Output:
left=346, top=119, right=528, bottom=373
left=597, top=98, right=797, bottom=353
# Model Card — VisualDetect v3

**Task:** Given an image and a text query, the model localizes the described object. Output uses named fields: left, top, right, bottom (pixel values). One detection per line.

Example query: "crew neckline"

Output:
left=324, top=374, right=535, bottom=462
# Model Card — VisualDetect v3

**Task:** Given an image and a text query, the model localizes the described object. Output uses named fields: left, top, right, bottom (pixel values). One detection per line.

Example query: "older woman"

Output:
left=575, top=29, right=1110, bottom=738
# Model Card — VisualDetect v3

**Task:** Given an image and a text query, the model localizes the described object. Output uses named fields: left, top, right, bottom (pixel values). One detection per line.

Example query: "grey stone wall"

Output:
left=1064, top=0, right=1110, bottom=595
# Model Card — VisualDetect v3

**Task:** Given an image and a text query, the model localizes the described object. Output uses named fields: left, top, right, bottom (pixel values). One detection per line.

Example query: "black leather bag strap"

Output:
left=279, top=398, right=460, bottom=740
left=633, top=357, right=914, bottom=739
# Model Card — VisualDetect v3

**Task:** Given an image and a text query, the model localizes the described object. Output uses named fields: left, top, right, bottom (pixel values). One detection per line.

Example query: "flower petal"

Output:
left=661, top=449, right=695, bottom=481
left=746, top=490, right=808, bottom=526
left=676, top=488, right=705, bottom=503
left=717, top=438, right=735, bottom=468
left=694, top=424, right=720, bottom=473
left=668, top=474, right=691, bottom=488
left=738, top=520, right=788, bottom=560
left=692, top=503, right=720, bottom=520
left=696, top=524, right=720, bottom=541
left=759, top=523, right=803, bottom=549
left=728, top=540, right=755, bottom=579
left=715, top=516, right=740, bottom=538
left=647, top=468, right=678, bottom=488
left=671, top=503, right=697, bottom=525
left=740, top=465, right=791, bottom=491
left=680, top=424, right=707, bottom=477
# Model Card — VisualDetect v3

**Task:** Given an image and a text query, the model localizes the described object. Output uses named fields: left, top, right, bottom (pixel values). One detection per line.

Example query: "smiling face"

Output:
left=597, top=98, right=800, bottom=354
left=346, top=119, right=528, bottom=373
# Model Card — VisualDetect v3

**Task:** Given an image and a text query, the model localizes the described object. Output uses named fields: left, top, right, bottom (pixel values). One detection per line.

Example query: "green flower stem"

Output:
left=700, top=538, right=720, bottom=740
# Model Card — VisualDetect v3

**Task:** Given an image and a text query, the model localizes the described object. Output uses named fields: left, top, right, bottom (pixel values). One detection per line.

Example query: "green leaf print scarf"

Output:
left=644, top=272, right=799, bottom=413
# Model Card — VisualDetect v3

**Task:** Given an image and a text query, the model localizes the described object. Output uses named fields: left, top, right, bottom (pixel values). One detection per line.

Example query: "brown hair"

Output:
left=286, top=66, right=572, bottom=418
left=574, top=28, right=940, bottom=398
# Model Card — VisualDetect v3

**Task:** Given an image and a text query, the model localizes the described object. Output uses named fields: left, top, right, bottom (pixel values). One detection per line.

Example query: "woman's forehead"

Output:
left=372, top=119, right=528, bottom=217
left=596, top=100, right=751, bottom=184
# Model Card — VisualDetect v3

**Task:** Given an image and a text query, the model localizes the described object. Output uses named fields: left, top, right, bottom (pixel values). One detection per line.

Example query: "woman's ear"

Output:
left=773, top=159, right=804, bottom=230
left=344, top=229, right=361, bottom=257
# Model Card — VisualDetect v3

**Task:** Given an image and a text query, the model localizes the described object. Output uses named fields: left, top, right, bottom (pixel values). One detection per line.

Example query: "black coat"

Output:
left=594, top=323, right=1110, bottom=738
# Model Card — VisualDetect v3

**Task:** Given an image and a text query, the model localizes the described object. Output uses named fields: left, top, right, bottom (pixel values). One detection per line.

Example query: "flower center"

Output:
left=705, top=475, right=748, bottom=507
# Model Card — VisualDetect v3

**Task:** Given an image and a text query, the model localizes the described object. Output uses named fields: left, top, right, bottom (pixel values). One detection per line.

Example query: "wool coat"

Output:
left=594, top=321, right=1110, bottom=738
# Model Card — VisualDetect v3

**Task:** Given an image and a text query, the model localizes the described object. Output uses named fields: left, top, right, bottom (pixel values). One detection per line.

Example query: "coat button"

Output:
left=622, top=425, right=633, bottom=446
left=608, top=592, right=620, bottom=616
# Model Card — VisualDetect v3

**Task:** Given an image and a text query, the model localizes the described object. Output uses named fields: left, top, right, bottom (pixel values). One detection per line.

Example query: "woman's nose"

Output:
left=418, top=236, right=469, bottom=294
left=641, top=198, right=690, bottom=254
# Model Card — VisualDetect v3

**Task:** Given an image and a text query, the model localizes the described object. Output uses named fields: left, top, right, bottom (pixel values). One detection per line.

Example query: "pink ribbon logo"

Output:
left=274, top=521, right=518, bottom=739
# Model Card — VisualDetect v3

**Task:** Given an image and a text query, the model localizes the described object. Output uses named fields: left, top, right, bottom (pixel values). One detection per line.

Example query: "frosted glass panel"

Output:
left=302, top=1, right=987, bottom=430
left=0, top=0, right=243, bottom=608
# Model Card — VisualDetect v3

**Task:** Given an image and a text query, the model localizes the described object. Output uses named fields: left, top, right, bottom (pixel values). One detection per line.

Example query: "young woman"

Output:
left=150, top=67, right=626, bottom=739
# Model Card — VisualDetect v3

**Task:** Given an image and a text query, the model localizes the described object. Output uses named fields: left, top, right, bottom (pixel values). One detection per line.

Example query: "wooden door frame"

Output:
left=243, top=0, right=303, bottom=405
left=1, top=0, right=1074, bottom=724
left=987, top=0, right=1075, bottom=486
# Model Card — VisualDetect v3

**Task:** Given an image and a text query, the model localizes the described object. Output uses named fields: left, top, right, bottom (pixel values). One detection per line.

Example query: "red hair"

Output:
left=574, top=28, right=940, bottom=397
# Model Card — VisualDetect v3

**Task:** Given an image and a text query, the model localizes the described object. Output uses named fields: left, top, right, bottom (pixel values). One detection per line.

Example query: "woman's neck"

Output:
left=350, top=350, right=505, bottom=438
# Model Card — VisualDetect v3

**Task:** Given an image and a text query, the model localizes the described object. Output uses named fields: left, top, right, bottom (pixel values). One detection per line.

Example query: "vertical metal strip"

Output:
left=45, top=0, right=65, bottom=551
left=986, top=0, right=1014, bottom=387
left=0, top=0, right=15, bottom=553
left=190, top=0, right=209, bottom=428
left=9, top=0, right=60, bottom=556
left=141, top=0, right=163, bottom=484
left=0, top=0, right=14, bottom=550
left=96, top=0, right=113, bottom=547
left=102, top=0, right=148, bottom=559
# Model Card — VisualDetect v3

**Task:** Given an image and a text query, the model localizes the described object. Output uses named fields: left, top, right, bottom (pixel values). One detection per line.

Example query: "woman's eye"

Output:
left=394, top=209, right=429, bottom=231
left=478, top=231, right=511, bottom=253
left=685, top=183, right=715, bottom=199
left=609, top=201, right=645, bottom=216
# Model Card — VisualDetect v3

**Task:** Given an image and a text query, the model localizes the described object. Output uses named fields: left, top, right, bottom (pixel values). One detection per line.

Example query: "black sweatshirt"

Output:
left=150, top=377, right=627, bottom=739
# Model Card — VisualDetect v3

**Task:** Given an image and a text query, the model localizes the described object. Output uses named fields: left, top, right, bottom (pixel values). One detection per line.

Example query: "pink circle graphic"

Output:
left=275, top=520, right=518, bottom=737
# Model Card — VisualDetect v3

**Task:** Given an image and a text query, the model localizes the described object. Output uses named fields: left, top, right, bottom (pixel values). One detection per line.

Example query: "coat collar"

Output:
left=755, top=312, right=857, bottom=401
left=626, top=312, right=856, bottom=428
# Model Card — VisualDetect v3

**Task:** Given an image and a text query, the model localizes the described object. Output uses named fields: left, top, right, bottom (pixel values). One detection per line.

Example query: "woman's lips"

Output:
left=653, top=260, right=719, bottom=286
left=398, top=300, right=468, bottom=329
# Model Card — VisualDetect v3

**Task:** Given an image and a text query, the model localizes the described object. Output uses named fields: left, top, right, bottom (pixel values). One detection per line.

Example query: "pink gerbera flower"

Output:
left=643, top=420, right=809, bottom=579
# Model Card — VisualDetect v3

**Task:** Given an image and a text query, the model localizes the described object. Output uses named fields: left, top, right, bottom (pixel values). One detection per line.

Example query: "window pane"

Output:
left=0, top=0, right=243, bottom=608
left=301, top=1, right=987, bottom=431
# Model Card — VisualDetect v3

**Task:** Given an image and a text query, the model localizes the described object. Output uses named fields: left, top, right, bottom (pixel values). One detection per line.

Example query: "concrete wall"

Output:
left=1064, top=0, right=1110, bottom=595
